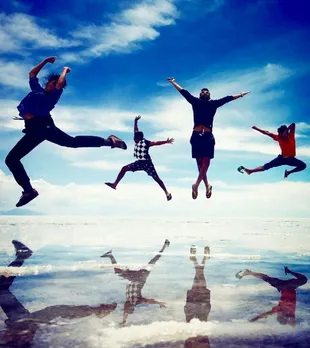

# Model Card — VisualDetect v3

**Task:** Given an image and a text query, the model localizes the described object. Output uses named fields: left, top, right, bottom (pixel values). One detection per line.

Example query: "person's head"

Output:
left=134, top=131, right=144, bottom=143
left=277, top=125, right=289, bottom=139
left=199, top=88, right=210, bottom=101
left=44, top=73, right=67, bottom=92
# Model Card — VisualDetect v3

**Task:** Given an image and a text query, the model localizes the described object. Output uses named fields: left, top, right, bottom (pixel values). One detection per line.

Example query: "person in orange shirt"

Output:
left=238, top=123, right=307, bottom=178
left=236, top=267, right=307, bottom=326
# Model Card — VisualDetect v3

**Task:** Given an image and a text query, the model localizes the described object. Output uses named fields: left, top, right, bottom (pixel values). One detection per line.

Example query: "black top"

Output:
left=180, top=89, right=234, bottom=130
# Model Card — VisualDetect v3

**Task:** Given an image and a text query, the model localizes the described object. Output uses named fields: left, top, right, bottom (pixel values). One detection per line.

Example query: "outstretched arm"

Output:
left=29, top=57, right=56, bottom=78
left=56, top=67, right=71, bottom=90
left=232, top=91, right=250, bottom=100
left=149, top=138, right=174, bottom=147
left=134, top=115, right=141, bottom=133
left=252, top=126, right=274, bottom=138
left=167, top=77, right=183, bottom=91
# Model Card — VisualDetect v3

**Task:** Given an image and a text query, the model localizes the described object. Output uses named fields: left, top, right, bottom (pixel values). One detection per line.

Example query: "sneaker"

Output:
left=12, top=240, right=32, bottom=259
left=164, top=239, right=170, bottom=247
left=166, top=193, right=172, bottom=201
left=16, top=189, right=39, bottom=207
left=190, top=245, right=196, bottom=255
left=108, top=135, right=127, bottom=150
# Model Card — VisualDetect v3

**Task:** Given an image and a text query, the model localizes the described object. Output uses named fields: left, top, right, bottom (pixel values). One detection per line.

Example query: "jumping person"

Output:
left=167, top=77, right=249, bottom=199
left=0, top=240, right=117, bottom=347
left=5, top=56, right=127, bottom=207
left=184, top=245, right=211, bottom=348
left=238, top=124, right=307, bottom=178
left=100, top=239, right=170, bottom=327
left=105, top=115, right=173, bottom=201
left=236, top=267, right=307, bottom=326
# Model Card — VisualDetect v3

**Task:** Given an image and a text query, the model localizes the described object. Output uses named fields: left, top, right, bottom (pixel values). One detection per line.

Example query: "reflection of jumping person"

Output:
left=236, top=267, right=308, bottom=326
left=100, top=239, right=170, bottom=326
left=184, top=246, right=211, bottom=348
left=105, top=116, right=173, bottom=201
left=0, top=240, right=117, bottom=347
left=238, top=124, right=307, bottom=178
left=5, top=56, right=127, bottom=208
left=167, top=77, right=249, bottom=200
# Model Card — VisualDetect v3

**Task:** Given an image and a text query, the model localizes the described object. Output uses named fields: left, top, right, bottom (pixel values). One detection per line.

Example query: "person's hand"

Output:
left=241, top=91, right=250, bottom=97
left=159, top=302, right=167, bottom=308
left=166, top=137, right=174, bottom=144
left=45, top=57, right=56, bottom=64
left=135, top=115, right=141, bottom=122
left=63, top=67, right=71, bottom=73
left=167, top=77, right=175, bottom=83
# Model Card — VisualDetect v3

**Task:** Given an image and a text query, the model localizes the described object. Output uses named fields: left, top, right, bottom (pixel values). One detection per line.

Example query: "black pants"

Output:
left=5, top=117, right=109, bottom=191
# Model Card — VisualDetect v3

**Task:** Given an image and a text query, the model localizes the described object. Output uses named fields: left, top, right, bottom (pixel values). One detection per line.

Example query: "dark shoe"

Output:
left=108, top=135, right=127, bottom=150
left=16, top=189, right=39, bottom=207
left=164, top=239, right=170, bottom=247
left=12, top=240, right=33, bottom=259
left=105, top=182, right=116, bottom=190
left=166, top=193, right=172, bottom=201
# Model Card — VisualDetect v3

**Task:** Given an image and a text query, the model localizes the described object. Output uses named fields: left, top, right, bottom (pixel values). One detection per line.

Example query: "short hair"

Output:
left=134, top=131, right=144, bottom=139
left=277, top=125, right=288, bottom=134
left=201, top=88, right=209, bottom=92
left=45, top=73, right=67, bottom=88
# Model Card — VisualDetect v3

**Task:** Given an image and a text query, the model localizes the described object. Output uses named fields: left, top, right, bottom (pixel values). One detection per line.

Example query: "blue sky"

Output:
left=0, top=0, right=309, bottom=217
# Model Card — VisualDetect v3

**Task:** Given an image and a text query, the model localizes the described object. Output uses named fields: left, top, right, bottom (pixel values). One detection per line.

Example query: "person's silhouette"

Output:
left=101, top=239, right=169, bottom=326
left=184, top=246, right=211, bottom=348
left=0, top=240, right=117, bottom=347
left=236, top=267, right=308, bottom=326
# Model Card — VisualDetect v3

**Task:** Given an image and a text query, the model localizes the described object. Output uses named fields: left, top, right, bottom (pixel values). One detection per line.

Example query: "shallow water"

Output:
left=0, top=217, right=309, bottom=347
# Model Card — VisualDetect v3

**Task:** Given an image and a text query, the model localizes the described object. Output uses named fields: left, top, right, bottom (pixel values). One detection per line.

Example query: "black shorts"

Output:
left=190, top=131, right=215, bottom=159
left=128, top=160, right=159, bottom=178
left=263, top=155, right=305, bottom=170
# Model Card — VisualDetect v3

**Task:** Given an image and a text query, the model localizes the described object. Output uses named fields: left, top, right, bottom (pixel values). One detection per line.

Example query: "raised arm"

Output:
left=149, top=138, right=174, bottom=147
left=29, top=57, right=56, bottom=78
left=252, top=126, right=274, bottom=138
left=232, top=91, right=250, bottom=100
left=167, top=77, right=197, bottom=104
left=134, top=115, right=141, bottom=133
left=56, top=67, right=71, bottom=90
left=167, top=77, right=183, bottom=91
left=288, top=122, right=296, bottom=135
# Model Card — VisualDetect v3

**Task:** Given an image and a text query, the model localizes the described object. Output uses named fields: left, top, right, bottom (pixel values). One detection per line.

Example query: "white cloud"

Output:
left=0, top=12, right=80, bottom=54
left=0, top=60, right=30, bottom=89
left=1, top=169, right=309, bottom=218
left=64, top=0, right=178, bottom=60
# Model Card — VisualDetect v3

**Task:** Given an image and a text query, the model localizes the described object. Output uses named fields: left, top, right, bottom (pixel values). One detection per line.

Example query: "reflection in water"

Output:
left=236, top=267, right=308, bottom=326
left=184, top=245, right=211, bottom=348
left=0, top=240, right=116, bottom=347
left=101, top=239, right=170, bottom=327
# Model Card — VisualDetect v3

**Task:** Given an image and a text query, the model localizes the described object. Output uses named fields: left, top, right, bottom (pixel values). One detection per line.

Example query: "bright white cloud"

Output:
left=65, top=0, right=178, bottom=59
left=0, top=169, right=309, bottom=217
left=0, top=12, right=80, bottom=53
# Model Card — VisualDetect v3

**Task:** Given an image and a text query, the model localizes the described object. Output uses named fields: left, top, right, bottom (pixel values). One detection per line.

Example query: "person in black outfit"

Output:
left=0, top=240, right=117, bottom=347
left=5, top=56, right=127, bottom=208
left=167, top=77, right=249, bottom=200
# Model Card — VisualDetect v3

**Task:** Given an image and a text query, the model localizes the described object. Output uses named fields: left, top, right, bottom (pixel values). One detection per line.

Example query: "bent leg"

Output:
left=46, top=126, right=112, bottom=148
left=284, top=157, right=307, bottom=177
left=243, top=156, right=284, bottom=175
left=5, top=134, right=44, bottom=191
left=106, top=165, right=132, bottom=189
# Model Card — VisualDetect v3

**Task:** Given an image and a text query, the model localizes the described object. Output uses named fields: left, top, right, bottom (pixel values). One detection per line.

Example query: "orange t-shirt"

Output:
left=272, top=132, right=296, bottom=157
